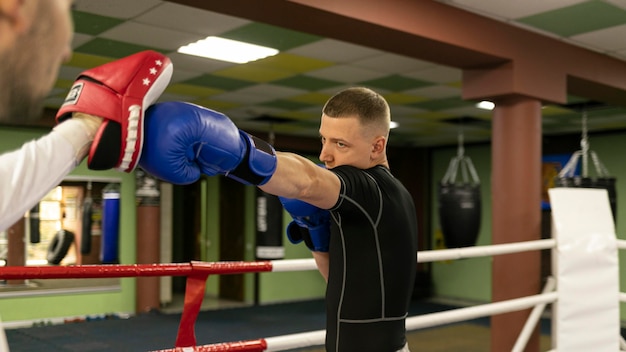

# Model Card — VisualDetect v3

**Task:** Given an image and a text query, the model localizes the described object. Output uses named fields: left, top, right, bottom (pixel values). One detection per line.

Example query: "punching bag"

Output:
left=553, top=151, right=617, bottom=223
left=255, top=189, right=284, bottom=260
left=100, top=183, right=120, bottom=264
left=438, top=134, right=481, bottom=248
left=553, top=114, right=617, bottom=223
left=81, top=183, right=93, bottom=254
left=29, top=204, right=40, bottom=244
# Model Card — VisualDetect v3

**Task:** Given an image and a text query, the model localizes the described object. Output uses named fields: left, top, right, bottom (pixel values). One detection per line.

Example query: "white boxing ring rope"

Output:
left=0, top=188, right=623, bottom=352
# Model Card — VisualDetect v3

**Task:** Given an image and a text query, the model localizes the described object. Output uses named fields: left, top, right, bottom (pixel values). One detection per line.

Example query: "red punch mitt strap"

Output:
left=56, top=50, right=173, bottom=172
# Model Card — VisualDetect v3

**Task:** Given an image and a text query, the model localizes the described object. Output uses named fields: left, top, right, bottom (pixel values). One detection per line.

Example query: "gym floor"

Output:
left=4, top=298, right=553, bottom=352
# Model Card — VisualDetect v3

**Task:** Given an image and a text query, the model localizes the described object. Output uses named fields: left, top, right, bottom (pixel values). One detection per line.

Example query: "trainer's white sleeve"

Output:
left=0, top=119, right=93, bottom=232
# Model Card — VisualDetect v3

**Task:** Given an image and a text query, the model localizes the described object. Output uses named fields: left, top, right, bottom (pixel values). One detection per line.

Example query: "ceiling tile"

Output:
left=383, top=93, right=428, bottom=105
left=221, top=23, right=321, bottom=51
left=73, top=10, right=124, bottom=36
left=411, top=96, right=474, bottom=111
left=74, top=0, right=162, bottom=19
left=133, top=2, right=250, bottom=35
left=406, top=85, right=461, bottom=99
left=287, top=39, right=383, bottom=63
left=261, top=100, right=315, bottom=110
left=359, top=75, right=433, bottom=92
left=404, top=66, right=462, bottom=84
left=233, top=84, right=308, bottom=100
left=570, top=24, right=626, bottom=51
left=66, top=52, right=114, bottom=69
left=441, top=0, right=588, bottom=20
left=75, top=38, right=162, bottom=59
left=167, top=52, right=236, bottom=75
left=253, top=54, right=334, bottom=73
left=165, top=83, right=223, bottom=98
left=272, top=75, right=343, bottom=91
left=517, top=1, right=626, bottom=37
left=192, top=99, right=240, bottom=111
left=71, top=33, right=94, bottom=49
left=287, top=93, right=333, bottom=105
left=99, top=22, right=201, bottom=51
left=183, top=74, right=255, bottom=91
left=212, top=65, right=295, bottom=83
left=306, top=65, right=388, bottom=83
left=211, top=90, right=282, bottom=105
left=353, top=53, right=435, bottom=74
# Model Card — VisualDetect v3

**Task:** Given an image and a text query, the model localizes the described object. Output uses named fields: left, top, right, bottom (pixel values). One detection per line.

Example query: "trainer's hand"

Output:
left=56, top=50, right=173, bottom=172
left=139, top=101, right=277, bottom=185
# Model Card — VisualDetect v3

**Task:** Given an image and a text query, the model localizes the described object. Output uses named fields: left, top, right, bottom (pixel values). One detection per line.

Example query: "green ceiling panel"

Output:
left=359, top=75, right=433, bottom=92
left=221, top=23, right=322, bottom=51
left=273, top=75, right=343, bottom=90
left=75, top=38, right=163, bottom=59
left=410, top=97, right=474, bottom=111
left=66, top=52, right=115, bottom=69
left=183, top=74, right=255, bottom=90
left=166, top=83, right=223, bottom=97
left=72, top=10, right=124, bottom=36
left=518, top=1, right=626, bottom=37
left=261, top=99, right=316, bottom=110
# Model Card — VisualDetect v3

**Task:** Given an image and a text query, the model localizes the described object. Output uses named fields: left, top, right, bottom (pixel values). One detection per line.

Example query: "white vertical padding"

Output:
left=159, top=182, right=173, bottom=305
left=548, top=188, right=619, bottom=352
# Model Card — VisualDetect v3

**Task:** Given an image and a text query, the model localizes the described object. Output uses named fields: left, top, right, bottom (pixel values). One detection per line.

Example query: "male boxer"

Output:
left=140, top=87, right=417, bottom=352
left=0, top=0, right=172, bottom=231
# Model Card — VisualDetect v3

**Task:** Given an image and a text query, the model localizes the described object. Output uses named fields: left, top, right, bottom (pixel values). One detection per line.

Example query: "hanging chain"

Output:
left=580, top=111, right=589, bottom=177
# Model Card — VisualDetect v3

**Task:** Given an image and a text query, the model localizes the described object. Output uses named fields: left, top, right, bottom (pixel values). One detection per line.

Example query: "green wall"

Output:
left=430, top=132, right=626, bottom=321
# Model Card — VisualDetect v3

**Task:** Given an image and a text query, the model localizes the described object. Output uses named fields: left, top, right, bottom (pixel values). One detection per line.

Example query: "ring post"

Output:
left=548, top=188, right=619, bottom=351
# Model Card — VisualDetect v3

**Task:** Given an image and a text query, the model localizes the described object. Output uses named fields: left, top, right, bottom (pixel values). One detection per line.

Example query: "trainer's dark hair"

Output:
left=322, top=87, right=390, bottom=132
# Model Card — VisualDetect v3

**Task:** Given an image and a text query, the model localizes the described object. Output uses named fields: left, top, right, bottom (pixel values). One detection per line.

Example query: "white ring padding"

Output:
left=549, top=188, right=619, bottom=352
left=405, top=292, right=557, bottom=331
left=270, top=259, right=317, bottom=272
left=264, top=330, right=326, bottom=351
left=417, top=239, right=555, bottom=263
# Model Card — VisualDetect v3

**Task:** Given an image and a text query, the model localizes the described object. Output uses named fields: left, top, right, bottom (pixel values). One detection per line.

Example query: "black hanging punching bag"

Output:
left=553, top=135, right=617, bottom=224
left=81, top=195, right=93, bottom=254
left=438, top=182, right=481, bottom=248
left=255, top=189, right=284, bottom=260
left=29, top=204, right=40, bottom=244
left=438, top=135, right=482, bottom=248
left=553, top=176, right=617, bottom=224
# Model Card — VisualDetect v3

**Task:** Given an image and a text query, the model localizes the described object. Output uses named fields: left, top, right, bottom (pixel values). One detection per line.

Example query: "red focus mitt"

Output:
left=56, top=50, right=173, bottom=172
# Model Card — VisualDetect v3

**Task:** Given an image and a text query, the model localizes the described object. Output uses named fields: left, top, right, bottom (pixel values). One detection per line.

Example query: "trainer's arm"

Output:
left=0, top=115, right=100, bottom=232
left=259, top=151, right=340, bottom=210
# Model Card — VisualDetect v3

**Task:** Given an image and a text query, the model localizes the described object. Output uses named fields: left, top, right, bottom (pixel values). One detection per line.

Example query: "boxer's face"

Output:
left=319, top=114, right=380, bottom=169
left=0, top=0, right=74, bottom=121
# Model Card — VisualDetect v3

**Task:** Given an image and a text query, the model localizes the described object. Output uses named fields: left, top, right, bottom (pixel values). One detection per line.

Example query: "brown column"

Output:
left=135, top=173, right=161, bottom=313
left=6, top=218, right=26, bottom=286
left=491, top=96, right=542, bottom=352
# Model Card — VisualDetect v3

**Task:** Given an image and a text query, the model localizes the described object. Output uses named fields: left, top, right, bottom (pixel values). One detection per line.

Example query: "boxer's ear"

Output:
left=0, top=0, right=30, bottom=34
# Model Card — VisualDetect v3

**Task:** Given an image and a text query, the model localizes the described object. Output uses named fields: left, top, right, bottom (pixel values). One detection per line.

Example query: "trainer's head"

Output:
left=0, top=0, right=74, bottom=122
left=319, top=87, right=391, bottom=169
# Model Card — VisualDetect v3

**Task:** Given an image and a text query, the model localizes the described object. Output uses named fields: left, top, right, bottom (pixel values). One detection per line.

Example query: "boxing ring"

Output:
left=0, top=188, right=622, bottom=351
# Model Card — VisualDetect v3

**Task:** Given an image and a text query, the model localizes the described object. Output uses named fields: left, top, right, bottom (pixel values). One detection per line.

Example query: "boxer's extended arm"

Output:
left=261, top=152, right=340, bottom=210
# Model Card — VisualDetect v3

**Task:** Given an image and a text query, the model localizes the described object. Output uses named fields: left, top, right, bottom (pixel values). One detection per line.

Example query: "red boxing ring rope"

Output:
left=0, top=240, right=555, bottom=351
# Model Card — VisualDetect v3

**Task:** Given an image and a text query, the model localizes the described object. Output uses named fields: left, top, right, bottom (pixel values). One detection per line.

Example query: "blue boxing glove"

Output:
left=139, top=101, right=276, bottom=185
left=279, top=196, right=331, bottom=252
